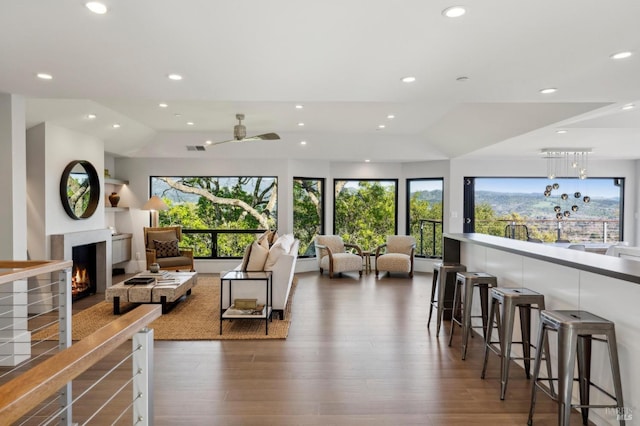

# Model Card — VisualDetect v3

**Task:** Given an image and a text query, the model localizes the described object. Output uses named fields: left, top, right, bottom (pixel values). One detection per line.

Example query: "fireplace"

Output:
left=71, top=244, right=97, bottom=300
left=51, top=229, right=113, bottom=295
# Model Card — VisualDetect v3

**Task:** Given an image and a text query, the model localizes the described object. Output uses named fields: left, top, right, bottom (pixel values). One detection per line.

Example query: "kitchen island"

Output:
left=444, top=233, right=639, bottom=425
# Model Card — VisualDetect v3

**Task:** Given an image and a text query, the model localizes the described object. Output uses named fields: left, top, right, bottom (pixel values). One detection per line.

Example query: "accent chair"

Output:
left=375, top=235, right=416, bottom=278
left=144, top=226, right=194, bottom=272
left=314, top=235, right=363, bottom=278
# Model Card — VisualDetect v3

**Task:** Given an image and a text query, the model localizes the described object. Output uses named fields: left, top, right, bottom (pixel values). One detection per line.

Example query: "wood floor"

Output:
left=26, top=271, right=588, bottom=425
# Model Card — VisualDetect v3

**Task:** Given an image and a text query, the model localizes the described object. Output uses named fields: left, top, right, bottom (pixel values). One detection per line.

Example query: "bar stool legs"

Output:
left=448, top=272, right=497, bottom=360
left=427, top=263, right=466, bottom=336
left=528, top=310, right=625, bottom=426
left=481, top=288, right=553, bottom=400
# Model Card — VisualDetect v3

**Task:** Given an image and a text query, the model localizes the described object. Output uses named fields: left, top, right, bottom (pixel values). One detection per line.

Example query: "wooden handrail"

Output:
left=0, top=260, right=73, bottom=284
left=0, top=304, right=162, bottom=424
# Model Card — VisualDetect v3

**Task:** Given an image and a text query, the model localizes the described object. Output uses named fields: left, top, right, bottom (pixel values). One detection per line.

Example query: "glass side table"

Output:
left=219, top=270, right=273, bottom=335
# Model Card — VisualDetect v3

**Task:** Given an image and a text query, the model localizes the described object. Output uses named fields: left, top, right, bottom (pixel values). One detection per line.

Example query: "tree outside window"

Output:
left=293, top=177, right=324, bottom=257
left=334, top=179, right=397, bottom=250
left=407, top=179, right=443, bottom=257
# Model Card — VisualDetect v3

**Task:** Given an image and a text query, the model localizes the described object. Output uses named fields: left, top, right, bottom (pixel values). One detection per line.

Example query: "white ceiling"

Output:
left=1, top=0, right=639, bottom=162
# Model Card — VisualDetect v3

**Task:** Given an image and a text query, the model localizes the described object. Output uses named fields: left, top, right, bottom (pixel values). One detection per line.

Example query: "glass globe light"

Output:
left=564, top=210, right=571, bottom=217
left=572, top=205, right=579, bottom=212
left=561, top=193, right=568, bottom=200
left=554, top=205, right=561, bottom=213
left=583, top=196, right=591, bottom=203
left=553, top=183, right=560, bottom=190
left=574, top=192, right=581, bottom=198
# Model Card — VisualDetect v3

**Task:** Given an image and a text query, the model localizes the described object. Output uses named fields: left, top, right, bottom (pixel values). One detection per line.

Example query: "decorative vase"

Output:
left=108, top=192, right=120, bottom=207
left=150, top=263, right=160, bottom=273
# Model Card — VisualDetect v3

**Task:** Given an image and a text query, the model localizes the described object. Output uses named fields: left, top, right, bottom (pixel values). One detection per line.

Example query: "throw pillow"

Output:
left=146, top=230, right=176, bottom=250
left=246, top=240, right=269, bottom=271
left=154, top=239, right=180, bottom=258
left=264, top=234, right=295, bottom=271
left=240, top=242, right=253, bottom=271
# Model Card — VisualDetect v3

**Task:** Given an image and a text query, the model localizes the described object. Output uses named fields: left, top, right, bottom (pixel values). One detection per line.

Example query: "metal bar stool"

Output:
left=481, top=287, right=553, bottom=400
left=448, top=271, right=497, bottom=360
left=427, top=262, right=466, bottom=336
left=528, top=310, right=625, bottom=426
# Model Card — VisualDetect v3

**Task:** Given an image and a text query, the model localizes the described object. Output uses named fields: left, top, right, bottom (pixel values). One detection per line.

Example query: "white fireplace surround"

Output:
left=51, top=229, right=113, bottom=293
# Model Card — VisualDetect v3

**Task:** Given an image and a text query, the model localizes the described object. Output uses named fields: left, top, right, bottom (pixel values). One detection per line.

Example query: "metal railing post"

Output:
left=58, top=267, right=72, bottom=426
left=133, top=327, right=154, bottom=426
left=604, top=221, right=608, bottom=243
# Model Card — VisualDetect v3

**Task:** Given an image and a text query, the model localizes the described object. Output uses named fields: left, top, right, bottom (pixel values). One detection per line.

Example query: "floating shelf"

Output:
left=105, top=206, right=129, bottom=212
left=105, top=177, right=129, bottom=185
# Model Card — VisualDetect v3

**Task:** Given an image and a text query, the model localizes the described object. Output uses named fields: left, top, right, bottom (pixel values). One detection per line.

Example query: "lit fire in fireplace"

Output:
left=72, top=265, right=91, bottom=296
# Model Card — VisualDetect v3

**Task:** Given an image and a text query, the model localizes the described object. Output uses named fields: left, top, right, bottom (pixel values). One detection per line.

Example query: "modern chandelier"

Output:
left=541, top=148, right=592, bottom=220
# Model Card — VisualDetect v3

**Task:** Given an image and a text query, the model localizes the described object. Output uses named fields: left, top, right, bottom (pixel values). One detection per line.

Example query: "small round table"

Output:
left=362, top=250, right=372, bottom=273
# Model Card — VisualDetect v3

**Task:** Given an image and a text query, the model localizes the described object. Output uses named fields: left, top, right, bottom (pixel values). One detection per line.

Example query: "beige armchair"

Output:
left=144, top=226, right=194, bottom=272
left=314, top=235, right=363, bottom=278
left=375, top=235, right=416, bottom=278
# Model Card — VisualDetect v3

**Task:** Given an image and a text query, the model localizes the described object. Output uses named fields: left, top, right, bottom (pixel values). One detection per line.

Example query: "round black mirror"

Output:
left=59, top=160, right=100, bottom=219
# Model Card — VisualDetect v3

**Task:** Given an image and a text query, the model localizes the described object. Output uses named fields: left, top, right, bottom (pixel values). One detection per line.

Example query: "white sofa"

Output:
left=221, top=237, right=299, bottom=320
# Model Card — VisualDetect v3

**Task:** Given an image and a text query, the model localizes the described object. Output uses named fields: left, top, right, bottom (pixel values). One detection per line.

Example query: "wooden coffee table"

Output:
left=106, top=272, right=198, bottom=314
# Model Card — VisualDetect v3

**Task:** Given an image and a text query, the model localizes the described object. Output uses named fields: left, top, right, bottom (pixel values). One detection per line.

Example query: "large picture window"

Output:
left=293, top=177, right=324, bottom=257
left=334, top=179, right=397, bottom=250
left=150, top=176, right=277, bottom=258
left=407, top=178, right=443, bottom=258
left=464, top=177, right=623, bottom=242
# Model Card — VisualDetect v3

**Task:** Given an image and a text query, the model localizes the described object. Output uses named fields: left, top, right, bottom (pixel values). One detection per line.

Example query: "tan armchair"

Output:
left=375, top=235, right=415, bottom=278
left=314, top=235, right=363, bottom=278
left=144, top=226, right=194, bottom=272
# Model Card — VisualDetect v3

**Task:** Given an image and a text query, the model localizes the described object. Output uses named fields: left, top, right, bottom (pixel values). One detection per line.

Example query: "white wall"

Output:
left=26, top=123, right=106, bottom=260
left=0, top=93, right=27, bottom=260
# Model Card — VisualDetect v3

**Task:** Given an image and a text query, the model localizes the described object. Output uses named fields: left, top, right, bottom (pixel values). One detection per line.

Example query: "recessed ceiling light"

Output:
left=401, top=76, right=416, bottom=83
left=300, top=141, right=307, bottom=145
left=540, top=88, right=558, bottom=94
left=158, top=103, right=168, bottom=108
left=205, top=140, right=212, bottom=145
left=442, top=6, right=466, bottom=18
left=610, top=51, right=633, bottom=60
left=622, top=103, right=635, bottom=110
left=36, top=73, right=53, bottom=80
left=365, top=159, right=371, bottom=163
left=86, top=114, right=97, bottom=119
left=295, top=104, right=304, bottom=109
left=456, top=76, right=469, bottom=82
left=297, top=122, right=305, bottom=127
left=378, top=124, right=386, bottom=129
left=174, top=113, right=182, bottom=117
left=387, top=114, right=395, bottom=119
left=85, top=2, right=108, bottom=14
left=168, top=74, right=183, bottom=81
left=187, top=122, right=194, bottom=126
left=112, top=123, right=120, bottom=128
left=556, top=130, right=568, bottom=134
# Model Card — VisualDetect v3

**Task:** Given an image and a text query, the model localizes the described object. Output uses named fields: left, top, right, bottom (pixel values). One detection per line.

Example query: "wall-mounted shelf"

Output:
left=105, top=206, right=129, bottom=213
left=105, top=177, right=129, bottom=185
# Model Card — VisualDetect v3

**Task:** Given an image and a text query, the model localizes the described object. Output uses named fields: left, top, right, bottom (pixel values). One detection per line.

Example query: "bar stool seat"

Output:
left=428, top=262, right=466, bottom=336
left=481, top=287, right=553, bottom=400
left=448, top=271, right=498, bottom=360
left=528, top=310, right=625, bottom=426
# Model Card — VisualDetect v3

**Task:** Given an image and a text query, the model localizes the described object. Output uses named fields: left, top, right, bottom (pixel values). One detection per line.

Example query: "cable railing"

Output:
left=415, top=219, right=443, bottom=258
left=0, top=260, right=161, bottom=425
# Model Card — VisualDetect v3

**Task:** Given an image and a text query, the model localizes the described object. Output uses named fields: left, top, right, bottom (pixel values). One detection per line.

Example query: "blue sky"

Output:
left=475, top=178, right=621, bottom=199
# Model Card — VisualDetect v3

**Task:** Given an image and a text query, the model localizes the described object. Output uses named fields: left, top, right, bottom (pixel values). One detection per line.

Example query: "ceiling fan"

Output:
left=209, top=113, right=280, bottom=146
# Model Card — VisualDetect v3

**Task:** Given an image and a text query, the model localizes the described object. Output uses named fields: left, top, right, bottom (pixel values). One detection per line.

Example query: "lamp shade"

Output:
left=142, top=195, right=169, bottom=211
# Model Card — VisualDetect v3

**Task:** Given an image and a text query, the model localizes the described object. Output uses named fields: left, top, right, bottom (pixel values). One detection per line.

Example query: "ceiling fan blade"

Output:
left=252, top=132, right=280, bottom=140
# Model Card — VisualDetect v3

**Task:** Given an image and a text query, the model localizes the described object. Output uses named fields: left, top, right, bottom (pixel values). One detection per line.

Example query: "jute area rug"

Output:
left=35, top=275, right=295, bottom=341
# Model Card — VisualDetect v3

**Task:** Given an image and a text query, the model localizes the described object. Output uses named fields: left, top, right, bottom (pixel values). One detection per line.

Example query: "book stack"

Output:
left=137, top=270, right=177, bottom=285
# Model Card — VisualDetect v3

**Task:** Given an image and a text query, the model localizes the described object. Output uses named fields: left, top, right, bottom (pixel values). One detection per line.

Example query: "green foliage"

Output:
left=293, top=179, right=323, bottom=256
left=334, top=181, right=396, bottom=250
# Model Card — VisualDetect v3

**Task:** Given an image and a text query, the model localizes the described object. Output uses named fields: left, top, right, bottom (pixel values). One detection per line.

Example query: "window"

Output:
left=407, top=178, right=443, bottom=257
left=150, top=176, right=277, bottom=258
left=464, top=177, right=623, bottom=242
left=334, top=179, right=397, bottom=250
left=293, top=177, right=324, bottom=257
